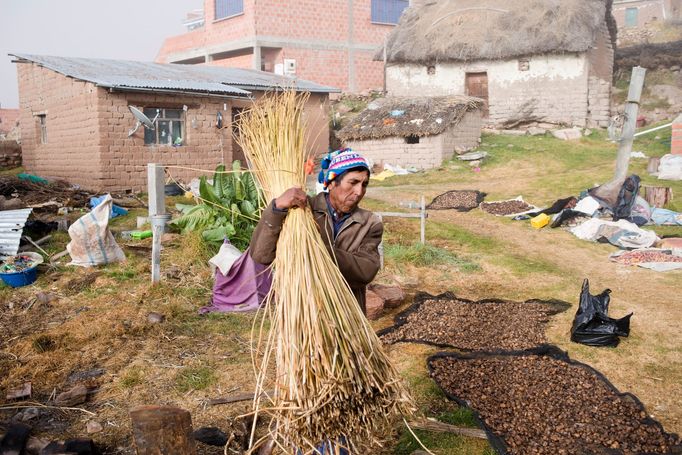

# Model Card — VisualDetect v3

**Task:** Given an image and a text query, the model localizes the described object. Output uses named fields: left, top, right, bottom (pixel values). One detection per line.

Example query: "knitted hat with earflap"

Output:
left=317, top=148, right=371, bottom=189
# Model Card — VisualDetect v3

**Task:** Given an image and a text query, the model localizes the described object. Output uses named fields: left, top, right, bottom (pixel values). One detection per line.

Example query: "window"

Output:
left=143, top=108, right=185, bottom=146
left=405, top=135, right=420, bottom=144
left=371, top=0, right=408, bottom=24
left=518, top=58, right=530, bottom=71
left=215, top=0, right=243, bottom=20
left=625, top=7, right=638, bottom=27
left=37, top=114, right=47, bottom=144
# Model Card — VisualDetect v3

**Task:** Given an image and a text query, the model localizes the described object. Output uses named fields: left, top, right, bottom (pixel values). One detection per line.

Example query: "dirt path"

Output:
left=368, top=185, right=682, bottom=435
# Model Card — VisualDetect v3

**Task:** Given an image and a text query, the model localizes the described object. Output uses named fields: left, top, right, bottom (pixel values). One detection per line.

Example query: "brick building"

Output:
left=336, top=96, right=482, bottom=169
left=12, top=54, right=337, bottom=191
left=382, top=0, right=617, bottom=129
left=155, top=0, right=413, bottom=93
left=613, top=0, right=682, bottom=29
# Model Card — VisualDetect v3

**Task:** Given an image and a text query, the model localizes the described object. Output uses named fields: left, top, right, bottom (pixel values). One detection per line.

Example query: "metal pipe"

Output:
left=633, top=122, right=673, bottom=138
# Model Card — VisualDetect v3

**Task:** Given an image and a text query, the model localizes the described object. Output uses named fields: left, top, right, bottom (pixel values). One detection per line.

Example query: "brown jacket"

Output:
left=249, top=192, right=383, bottom=313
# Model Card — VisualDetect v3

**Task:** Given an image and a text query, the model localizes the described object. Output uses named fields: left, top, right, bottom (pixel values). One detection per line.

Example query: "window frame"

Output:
left=214, top=0, right=244, bottom=21
left=625, top=7, right=638, bottom=27
left=370, top=0, right=409, bottom=25
left=36, top=114, right=47, bottom=144
left=142, top=107, right=186, bottom=147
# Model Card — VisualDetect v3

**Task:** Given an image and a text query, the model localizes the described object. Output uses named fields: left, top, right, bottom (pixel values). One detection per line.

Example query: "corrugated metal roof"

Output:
left=10, top=54, right=340, bottom=96
left=0, top=208, right=33, bottom=259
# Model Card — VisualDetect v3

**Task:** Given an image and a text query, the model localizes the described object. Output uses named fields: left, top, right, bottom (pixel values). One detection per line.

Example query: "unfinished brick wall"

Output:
left=586, top=22, right=614, bottom=128
left=17, top=63, right=103, bottom=189
left=672, top=114, right=682, bottom=155
left=344, top=110, right=482, bottom=169
left=612, top=0, right=666, bottom=28
left=0, top=140, right=21, bottom=169
left=156, top=0, right=396, bottom=92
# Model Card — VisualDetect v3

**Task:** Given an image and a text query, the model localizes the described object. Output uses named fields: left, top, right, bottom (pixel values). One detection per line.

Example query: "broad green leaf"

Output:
left=202, top=224, right=236, bottom=243
left=199, top=176, right=221, bottom=205
left=212, top=164, right=226, bottom=199
left=240, top=200, right=256, bottom=217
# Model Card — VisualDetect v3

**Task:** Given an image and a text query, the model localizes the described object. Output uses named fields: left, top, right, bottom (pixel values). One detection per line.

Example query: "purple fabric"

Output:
left=200, top=248, right=272, bottom=314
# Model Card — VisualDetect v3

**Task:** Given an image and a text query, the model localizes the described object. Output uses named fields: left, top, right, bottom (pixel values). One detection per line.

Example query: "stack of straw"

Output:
left=237, top=91, right=413, bottom=454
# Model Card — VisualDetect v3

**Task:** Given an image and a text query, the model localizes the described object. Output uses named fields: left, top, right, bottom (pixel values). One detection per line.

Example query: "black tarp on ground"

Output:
left=428, top=345, right=681, bottom=455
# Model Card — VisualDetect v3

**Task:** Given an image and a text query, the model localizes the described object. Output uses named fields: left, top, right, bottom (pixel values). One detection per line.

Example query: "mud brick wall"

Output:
left=18, top=61, right=330, bottom=192
left=0, top=140, right=21, bottom=169
left=17, top=62, right=103, bottom=189
left=672, top=114, right=682, bottom=155
left=344, top=110, right=482, bottom=169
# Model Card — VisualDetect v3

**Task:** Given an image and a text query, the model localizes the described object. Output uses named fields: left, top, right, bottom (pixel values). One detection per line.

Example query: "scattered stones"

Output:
left=426, top=190, right=485, bottom=212
left=380, top=293, right=568, bottom=351
left=365, top=290, right=384, bottom=320
left=147, top=312, right=166, bottom=324
left=67, top=368, right=105, bottom=385
left=527, top=126, right=547, bottom=136
left=55, top=384, right=88, bottom=407
left=367, top=284, right=405, bottom=309
left=6, top=382, right=32, bottom=400
left=430, top=349, right=681, bottom=455
left=552, top=128, right=583, bottom=140
left=86, top=421, right=103, bottom=434
left=480, top=199, right=533, bottom=216
left=35, top=292, right=58, bottom=305
left=13, top=407, right=41, bottom=423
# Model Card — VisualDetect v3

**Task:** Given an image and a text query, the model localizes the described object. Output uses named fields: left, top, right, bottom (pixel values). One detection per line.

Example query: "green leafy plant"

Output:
left=170, top=161, right=262, bottom=250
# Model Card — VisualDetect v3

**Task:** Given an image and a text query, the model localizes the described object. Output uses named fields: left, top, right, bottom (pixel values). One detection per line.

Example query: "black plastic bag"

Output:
left=570, top=279, right=632, bottom=347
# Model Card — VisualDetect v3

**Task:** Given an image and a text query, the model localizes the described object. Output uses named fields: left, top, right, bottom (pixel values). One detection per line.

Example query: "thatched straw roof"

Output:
left=382, top=0, right=615, bottom=64
left=336, top=96, right=482, bottom=142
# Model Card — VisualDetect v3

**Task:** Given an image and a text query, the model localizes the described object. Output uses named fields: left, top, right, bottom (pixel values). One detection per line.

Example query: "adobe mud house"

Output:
left=382, top=0, right=617, bottom=128
left=12, top=54, right=337, bottom=191
left=337, top=96, right=483, bottom=169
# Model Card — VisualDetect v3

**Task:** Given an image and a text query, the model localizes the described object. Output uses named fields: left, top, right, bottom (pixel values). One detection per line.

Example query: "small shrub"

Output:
left=32, top=335, right=55, bottom=353
left=120, top=367, right=144, bottom=388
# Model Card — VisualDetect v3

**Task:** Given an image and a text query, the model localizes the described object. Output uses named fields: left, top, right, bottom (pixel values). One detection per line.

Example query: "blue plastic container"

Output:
left=0, top=266, right=38, bottom=288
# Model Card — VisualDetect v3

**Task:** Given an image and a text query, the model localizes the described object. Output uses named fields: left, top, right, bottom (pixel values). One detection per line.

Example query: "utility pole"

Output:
left=591, top=66, right=646, bottom=206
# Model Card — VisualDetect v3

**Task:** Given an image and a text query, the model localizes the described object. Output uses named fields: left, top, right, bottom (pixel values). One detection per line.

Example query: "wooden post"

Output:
left=592, top=67, right=646, bottom=206
left=147, top=163, right=165, bottom=218
left=130, top=405, right=196, bottom=455
left=420, top=195, right=426, bottom=244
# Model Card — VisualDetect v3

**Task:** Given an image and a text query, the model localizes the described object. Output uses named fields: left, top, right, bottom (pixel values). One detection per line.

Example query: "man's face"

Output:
left=328, top=169, right=369, bottom=214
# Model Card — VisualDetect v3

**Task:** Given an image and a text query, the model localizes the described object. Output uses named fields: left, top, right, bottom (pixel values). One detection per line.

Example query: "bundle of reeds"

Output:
left=237, top=90, right=413, bottom=454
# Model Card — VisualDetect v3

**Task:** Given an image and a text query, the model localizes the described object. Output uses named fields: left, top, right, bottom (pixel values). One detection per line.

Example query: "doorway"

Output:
left=465, top=72, right=489, bottom=117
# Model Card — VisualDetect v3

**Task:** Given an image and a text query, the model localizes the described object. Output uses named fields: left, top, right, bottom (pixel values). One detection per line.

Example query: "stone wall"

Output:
left=0, top=140, right=21, bottom=169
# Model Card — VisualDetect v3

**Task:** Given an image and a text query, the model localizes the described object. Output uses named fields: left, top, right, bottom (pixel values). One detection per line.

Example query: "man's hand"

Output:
left=274, top=187, right=308, bottom=210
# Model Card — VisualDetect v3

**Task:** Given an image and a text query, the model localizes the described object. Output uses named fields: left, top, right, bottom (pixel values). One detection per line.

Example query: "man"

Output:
left=249, top=149, right=382, bottom=315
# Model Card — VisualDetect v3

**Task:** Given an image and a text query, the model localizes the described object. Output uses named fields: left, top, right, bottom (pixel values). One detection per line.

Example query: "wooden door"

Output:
left=466, top=72, right=489, bottom=117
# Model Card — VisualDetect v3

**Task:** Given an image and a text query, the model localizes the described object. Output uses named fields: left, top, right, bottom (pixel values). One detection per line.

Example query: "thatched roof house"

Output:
left=338, top=96, right=483, bottom=170
left=382, top=0, right=616, bottom=128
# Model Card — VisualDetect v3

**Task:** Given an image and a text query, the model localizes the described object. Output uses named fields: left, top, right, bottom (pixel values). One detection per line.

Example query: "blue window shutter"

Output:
left=371, top=0, right=408, bottom=24
left=215, top=0, right=243, bottom=20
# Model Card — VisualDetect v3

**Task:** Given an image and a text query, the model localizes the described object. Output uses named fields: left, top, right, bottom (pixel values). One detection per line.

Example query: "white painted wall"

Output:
left=386, top=53, right=591, bottom=126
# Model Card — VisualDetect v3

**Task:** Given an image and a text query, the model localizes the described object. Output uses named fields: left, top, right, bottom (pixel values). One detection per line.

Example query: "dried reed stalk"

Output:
left=237, top=91, right=413, bottom=454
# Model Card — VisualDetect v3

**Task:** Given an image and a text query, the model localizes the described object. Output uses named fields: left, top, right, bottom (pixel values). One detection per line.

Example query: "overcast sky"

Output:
left=0, top=0, right=203, bottom=108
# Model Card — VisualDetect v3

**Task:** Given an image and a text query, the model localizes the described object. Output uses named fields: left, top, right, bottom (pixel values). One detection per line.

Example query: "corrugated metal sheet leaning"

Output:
left=0, top=208, right=33, bottom=259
